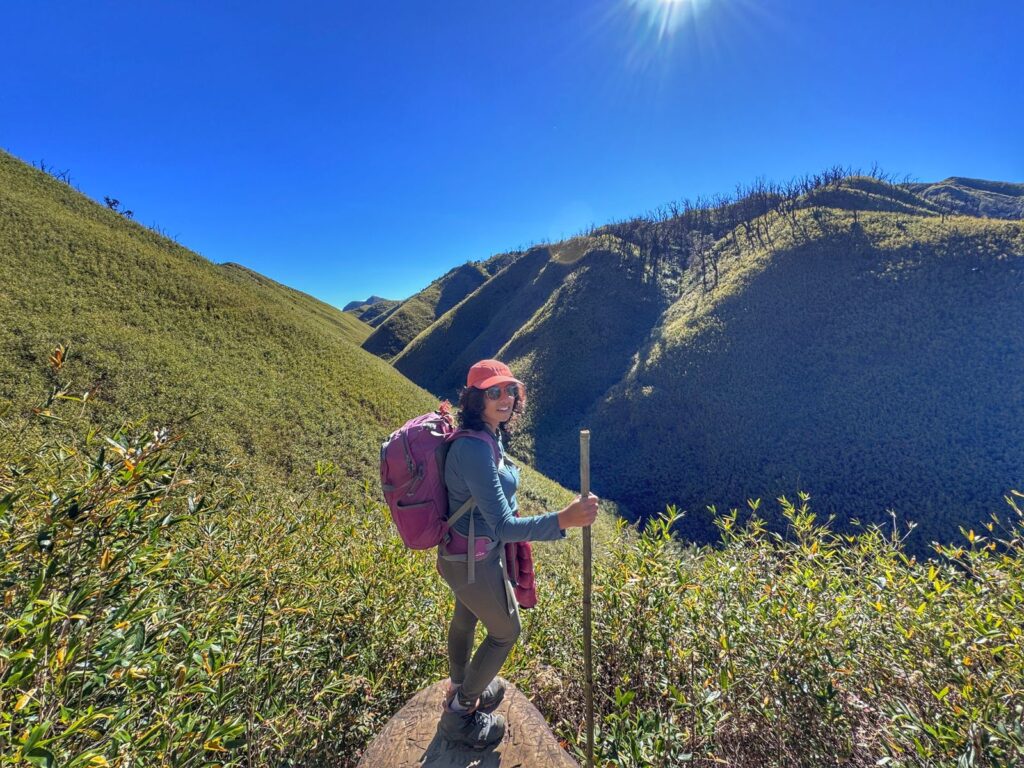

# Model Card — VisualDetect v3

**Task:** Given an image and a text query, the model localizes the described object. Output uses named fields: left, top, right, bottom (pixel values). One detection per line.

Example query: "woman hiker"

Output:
left=437, top=359, right=600, bottom=749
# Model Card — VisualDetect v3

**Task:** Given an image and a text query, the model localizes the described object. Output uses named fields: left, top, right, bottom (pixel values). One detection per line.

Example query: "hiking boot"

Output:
left=477, top=677, right=506, bottom=713
left=439, top=707, right=506, bottom=750
left=445, top=677, right=507, bottom=714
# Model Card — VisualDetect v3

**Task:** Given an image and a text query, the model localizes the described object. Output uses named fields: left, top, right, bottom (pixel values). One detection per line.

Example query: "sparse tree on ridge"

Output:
left=104, top=196, right=134, bottom=220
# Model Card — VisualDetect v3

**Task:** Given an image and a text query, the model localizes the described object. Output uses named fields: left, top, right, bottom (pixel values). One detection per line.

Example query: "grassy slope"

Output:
left=386, top=181, right=1024, bottom=550
left=587, top=209, right=1024, bottom=548
left=0, top=153, right=430, bottom=491
left=1, top=152, right=566, bottom=510
left=361, top=262, right=489, bottom=358
left=221, top=262, right=372, bottom=346
left=392, top=246, right=571, bottom=400
left=347, top=298, right=402, bottom=327
left=499, top=243, right=669, bottom=473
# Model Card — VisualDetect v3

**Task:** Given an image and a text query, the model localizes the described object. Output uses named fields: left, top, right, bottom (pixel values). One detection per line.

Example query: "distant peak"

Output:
left=343, top=295, right=394, bottom=312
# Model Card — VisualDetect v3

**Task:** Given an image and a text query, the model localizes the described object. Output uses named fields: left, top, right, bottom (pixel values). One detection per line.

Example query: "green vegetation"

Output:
left=5, top=389, right=1023, bottom=767
left=362, top=251, right=521, bottom=359
left=576, top=500, right=1024, bottom=767
left=4, top=150, right=1024, bottom=767
left=384, top=172, right=1024, bottom=554
left=361, top=263, right=489, bottom=359
left=343, top=298, right=401, bottom=328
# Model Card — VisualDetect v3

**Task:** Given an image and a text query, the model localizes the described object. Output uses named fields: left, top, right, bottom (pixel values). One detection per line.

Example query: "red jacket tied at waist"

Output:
left=505, top=540, right=536, bottom=609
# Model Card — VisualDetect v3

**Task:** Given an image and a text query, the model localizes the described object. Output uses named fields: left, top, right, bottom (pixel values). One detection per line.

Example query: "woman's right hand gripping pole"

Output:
left=557, top=494, right=600, bottom=530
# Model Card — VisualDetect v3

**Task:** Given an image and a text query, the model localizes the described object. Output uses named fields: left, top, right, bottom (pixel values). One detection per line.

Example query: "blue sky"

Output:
left=3, top=1, right=1022, bottom=307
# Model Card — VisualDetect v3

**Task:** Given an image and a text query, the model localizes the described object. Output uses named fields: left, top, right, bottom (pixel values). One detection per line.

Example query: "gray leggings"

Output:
left=437, top=546, right=521, bottom=702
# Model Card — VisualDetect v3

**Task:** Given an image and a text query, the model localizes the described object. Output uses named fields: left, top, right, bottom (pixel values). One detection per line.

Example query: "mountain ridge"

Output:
left=4, top=149, right=1024, bottom=767
left=343, top=294, right=393, bottom=312
left=361, top=250, right=523, bottom=359
left=378, top=174, right=1024, bottom=550
left=906, top=176, right=1024, bottom=219
left=0, top=150, right=440, bottom=491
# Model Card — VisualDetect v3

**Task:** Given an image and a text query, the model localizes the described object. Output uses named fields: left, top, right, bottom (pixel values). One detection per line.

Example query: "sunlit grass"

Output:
left=5, top=139, right=1024, bottom=767
left=5, top=392, right=1023, bottom=767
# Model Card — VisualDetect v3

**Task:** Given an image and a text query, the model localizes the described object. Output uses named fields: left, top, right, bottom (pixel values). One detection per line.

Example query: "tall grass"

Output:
left=573, top=502, right=1024, bottom=766
left=4, top=381, right=1023, bottom=767
left=0, top=390, right=452, bottom=766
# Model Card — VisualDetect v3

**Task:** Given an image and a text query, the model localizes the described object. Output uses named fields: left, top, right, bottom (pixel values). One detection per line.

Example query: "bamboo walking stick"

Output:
left=580, top=429, right=594, bottom=768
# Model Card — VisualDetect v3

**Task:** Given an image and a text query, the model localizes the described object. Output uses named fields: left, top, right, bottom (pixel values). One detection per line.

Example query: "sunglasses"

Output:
left=484, top=384, right=520, bottom=401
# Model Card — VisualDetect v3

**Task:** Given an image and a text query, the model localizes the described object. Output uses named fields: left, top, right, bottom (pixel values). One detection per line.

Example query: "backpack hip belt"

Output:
left=438, top=497, right=497, bottom=584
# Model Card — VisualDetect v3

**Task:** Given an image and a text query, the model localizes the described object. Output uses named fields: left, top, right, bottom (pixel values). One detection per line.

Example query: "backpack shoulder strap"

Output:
left=447, top=428, right=501, bottom=466
left=448, top=496, right=474, bottom=526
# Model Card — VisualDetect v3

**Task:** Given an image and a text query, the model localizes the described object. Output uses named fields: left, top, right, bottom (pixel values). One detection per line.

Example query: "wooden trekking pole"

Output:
left=580, top=429, right=594, bottom=768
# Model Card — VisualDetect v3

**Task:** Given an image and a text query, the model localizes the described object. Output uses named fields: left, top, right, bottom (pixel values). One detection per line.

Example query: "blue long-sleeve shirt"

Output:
left=445, top=430, right=565, bottom=543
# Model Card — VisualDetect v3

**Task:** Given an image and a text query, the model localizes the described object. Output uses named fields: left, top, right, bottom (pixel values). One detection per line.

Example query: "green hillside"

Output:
left=588, top=209, right=1024, bottom=548
left=361, top=263, right=489, bottom=358
left=392, top=245, right=575, bottom=398
left=362, top=250, right=522, bottom=359
left=384, top=175, right=1024, bottom=552
left=499, top=240, right=671, bottom=468
left=4, top=152, right=1024, bottom=767
left=0, top=148, right=602, bottom=764
left=0, top=149, right=430, bottom=490
left=907, top=177, right=1024, bottom=220
left=344, top=296, right=401, bottom=327
left=221, top=262, right=373, bottom=346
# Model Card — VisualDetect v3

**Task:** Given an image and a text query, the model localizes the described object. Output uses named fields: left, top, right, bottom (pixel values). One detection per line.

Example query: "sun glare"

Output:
left=628, top=0, right=708, bottom=41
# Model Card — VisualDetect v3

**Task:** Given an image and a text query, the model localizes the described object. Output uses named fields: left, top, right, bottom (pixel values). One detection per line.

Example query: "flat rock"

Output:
left=357, top=679, right=580, bottom=768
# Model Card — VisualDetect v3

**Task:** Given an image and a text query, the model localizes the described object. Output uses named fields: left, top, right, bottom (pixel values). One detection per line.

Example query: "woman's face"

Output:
left=481, top=384, right=518, bottom=431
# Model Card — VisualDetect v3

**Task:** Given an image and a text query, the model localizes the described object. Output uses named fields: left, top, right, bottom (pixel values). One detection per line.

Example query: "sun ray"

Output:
left=628, top=0, right=708, bottom=42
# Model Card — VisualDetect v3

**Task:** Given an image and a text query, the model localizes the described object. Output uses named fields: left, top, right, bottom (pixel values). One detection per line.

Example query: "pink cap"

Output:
left=466, top=359, right=523, bottom=390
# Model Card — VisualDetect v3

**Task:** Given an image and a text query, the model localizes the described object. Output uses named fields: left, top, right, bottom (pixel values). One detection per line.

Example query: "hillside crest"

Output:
left=371, top=171, right=1024, bottom=551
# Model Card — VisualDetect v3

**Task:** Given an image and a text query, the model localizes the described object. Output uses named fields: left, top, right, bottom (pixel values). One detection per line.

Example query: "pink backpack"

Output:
left=380, top=402, right=496, bottom=550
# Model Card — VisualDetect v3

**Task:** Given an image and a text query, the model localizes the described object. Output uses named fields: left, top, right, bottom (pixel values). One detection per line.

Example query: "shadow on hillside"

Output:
left=586, top=215, right=1024, bottom=555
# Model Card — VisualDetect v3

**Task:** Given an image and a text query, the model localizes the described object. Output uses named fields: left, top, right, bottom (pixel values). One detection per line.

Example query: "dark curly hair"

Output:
left=456, top=384, right=526, bottom=441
